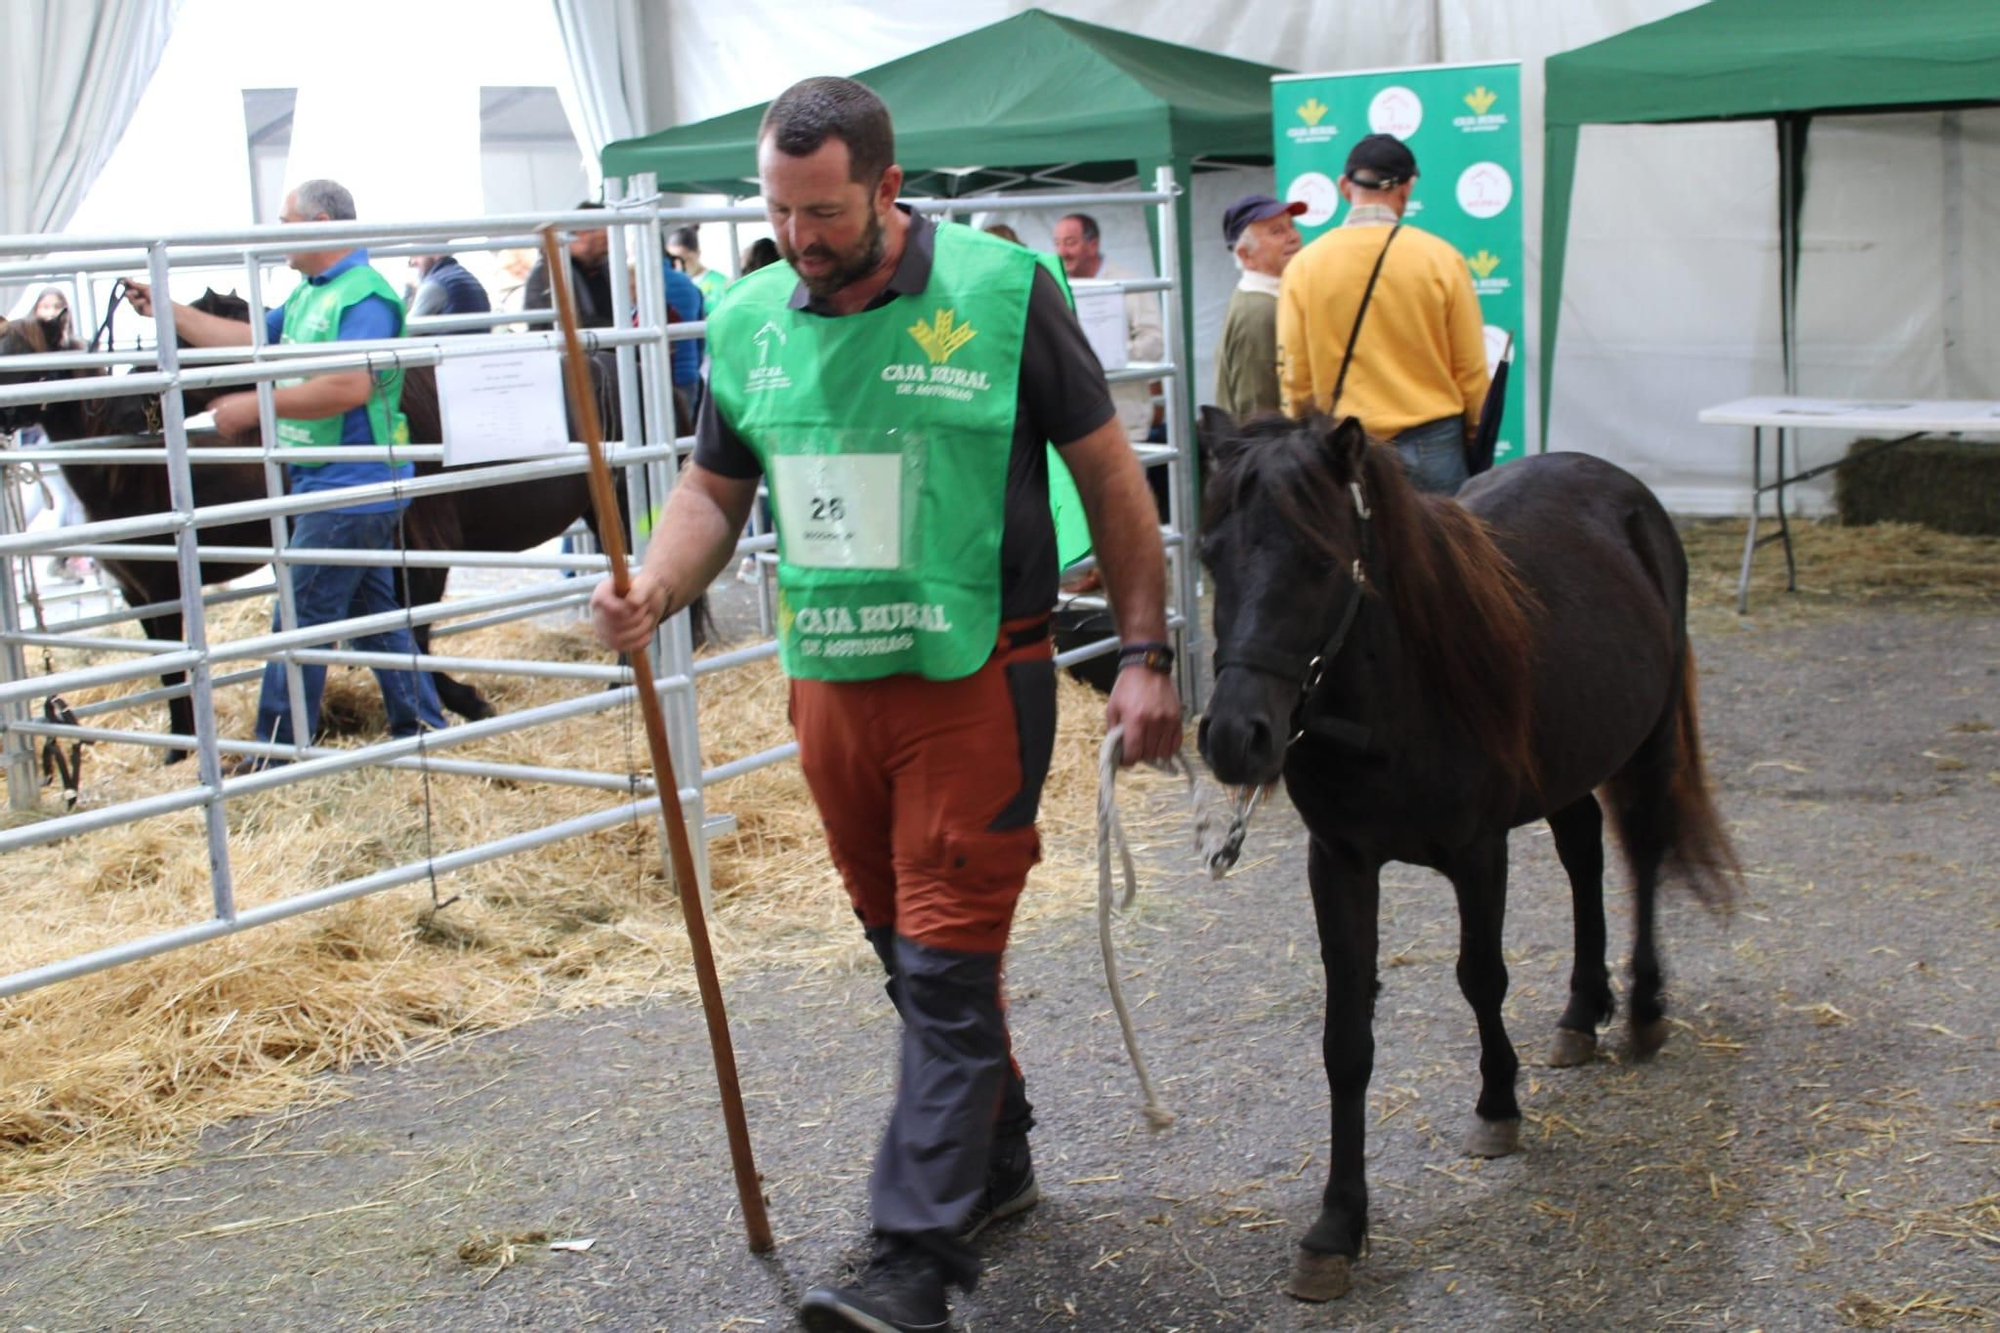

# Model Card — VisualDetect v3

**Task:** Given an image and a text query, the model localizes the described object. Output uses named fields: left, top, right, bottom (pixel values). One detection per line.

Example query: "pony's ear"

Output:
left=1325, top=415, right=1369, bottom=476
left=1196, top=404, right=1241, bottom=468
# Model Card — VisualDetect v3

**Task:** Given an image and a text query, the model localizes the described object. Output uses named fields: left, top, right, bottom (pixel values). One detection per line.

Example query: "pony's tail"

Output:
left=1602, top=642, right=1740, bottom=912
left=1661, top=644, right=1740, bottom=909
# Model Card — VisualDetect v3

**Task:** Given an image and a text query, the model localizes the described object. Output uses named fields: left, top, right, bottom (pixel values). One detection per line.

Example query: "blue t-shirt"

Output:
left=264, top=250, right=411, bottom=513
left=663, top=264, right=705, bottom=389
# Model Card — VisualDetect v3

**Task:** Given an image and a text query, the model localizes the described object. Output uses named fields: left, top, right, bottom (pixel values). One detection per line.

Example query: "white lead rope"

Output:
left=1096, top=726, right=1263, bottom=1130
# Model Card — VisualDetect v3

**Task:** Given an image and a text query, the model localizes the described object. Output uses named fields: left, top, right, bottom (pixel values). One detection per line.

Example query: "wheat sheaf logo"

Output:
left=909, top=308, right=977, bottom=365
left=1464, top=86, right=1499, bottom=116
left=1467, top=249, right=1502, bottom=279
left=1297, top=97, right=1329, bottom=127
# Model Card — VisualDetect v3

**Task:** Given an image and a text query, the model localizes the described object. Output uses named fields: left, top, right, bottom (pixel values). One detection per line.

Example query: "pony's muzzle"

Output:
left=1199, top=699, right=1285, bottom=788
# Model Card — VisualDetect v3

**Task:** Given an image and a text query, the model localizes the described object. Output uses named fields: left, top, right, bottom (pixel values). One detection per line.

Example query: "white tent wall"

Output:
left=0, top=0, right=179, bottom=315
left=23, top=0, right=1988, bottom=512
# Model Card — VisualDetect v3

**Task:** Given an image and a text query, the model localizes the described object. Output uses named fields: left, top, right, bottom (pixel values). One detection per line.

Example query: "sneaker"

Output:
left=736, top=555, right=759, bottom=584
left=958, top=1137, right=1039, bottom=1244
left=799, top=1237, right=948, bottom=1332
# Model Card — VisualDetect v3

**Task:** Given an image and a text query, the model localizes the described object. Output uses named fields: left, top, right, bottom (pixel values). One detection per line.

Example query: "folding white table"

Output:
left=1697, top=396, right=2000, bottom=612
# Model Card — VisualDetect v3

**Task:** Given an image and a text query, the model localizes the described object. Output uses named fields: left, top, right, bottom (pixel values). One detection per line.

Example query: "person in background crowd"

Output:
left=1213, top=194, right=1305, bottom=420
left=31, top=287, right=71, bottom=340
left=739, top=236, right=782, bottom=276
left=19, top=288, right=93, bottom=581
left=407, top=253, right=492, bottom=328
left=660, top=244, right=708, bottom=400
left=1277, top=133, right=1488, bottom=494
left=524, top=201, right=615, bottom=328
left=982, top=222, right=1022, bottom=245
left=590, top=75, right=1180, bottom=1333
left=124, top=179, right=446, bottom=769
left=492, top=247, right=538, bottom=313
left=1052, top=212, right=1164, bottom=444
left=667, top=226, right=730, bottom=313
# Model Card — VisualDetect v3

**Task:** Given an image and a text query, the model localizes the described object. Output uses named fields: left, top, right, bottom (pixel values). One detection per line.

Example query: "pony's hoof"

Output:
left=1465, top=1116, right=1521, bottom=1158
left=1285, top=1248, right=1353, bottom=1302
left=1631, top=1018, right=1671, bottom=1059
left=1547, top=1026, right=1598, bottom=1067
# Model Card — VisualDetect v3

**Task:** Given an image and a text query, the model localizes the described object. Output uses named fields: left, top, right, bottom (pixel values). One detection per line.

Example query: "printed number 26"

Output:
left=810, top=495, right=846, bottom=522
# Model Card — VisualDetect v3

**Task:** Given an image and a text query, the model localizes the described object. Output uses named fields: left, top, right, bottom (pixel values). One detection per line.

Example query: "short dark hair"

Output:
left=669, top=226, right=700, bottom=253
left=759, top=77, right=895, bottom=186
left=1060, top=213, right=1100, bottom=244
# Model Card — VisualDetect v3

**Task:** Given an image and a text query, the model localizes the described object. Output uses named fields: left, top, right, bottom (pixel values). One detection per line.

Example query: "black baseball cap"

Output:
left=1344, top=133, right=1418, bottom=188
left=1222, top=194, right=1308, bottom=248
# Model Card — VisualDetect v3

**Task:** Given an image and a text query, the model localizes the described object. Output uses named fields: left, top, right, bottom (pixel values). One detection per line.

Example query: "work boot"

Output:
left=957, top=1133, right=1039, bottom=1243
left=799, top=1235, right=949, bottom=1332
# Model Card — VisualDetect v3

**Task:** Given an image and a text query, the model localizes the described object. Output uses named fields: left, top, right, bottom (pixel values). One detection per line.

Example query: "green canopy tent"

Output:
left=1540, top=0, right=2000, bottom=445
left=601, top=8, right=1283, bottom=195
left=601, top=7, right=1287, bottom=403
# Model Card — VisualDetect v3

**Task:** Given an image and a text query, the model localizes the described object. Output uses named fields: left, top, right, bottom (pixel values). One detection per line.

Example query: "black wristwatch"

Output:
left=1117, top=641, right=1175, bottom=675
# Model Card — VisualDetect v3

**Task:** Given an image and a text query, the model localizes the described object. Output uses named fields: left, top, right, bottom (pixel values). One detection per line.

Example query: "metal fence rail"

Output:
left=1, top=180, right=1203, bottom=998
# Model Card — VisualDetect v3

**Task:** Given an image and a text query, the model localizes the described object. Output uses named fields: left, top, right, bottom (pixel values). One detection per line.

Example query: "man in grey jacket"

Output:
left=1213, top=193, right=1304, bottom=420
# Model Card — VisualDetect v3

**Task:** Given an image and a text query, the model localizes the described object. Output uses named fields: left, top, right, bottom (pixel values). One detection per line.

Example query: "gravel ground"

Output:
left=0, top=580, right=1995, bottom=1332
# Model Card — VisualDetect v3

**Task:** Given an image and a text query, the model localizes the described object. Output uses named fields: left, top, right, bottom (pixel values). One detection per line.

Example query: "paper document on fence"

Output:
left=437, top=350, right=574, bottom=465
left=1072, top=285, right=1129, bottom=373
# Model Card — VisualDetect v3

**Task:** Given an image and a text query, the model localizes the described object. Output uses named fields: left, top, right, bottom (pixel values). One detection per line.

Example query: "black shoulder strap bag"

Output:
left=1326, top=222, right=1402, bottom=420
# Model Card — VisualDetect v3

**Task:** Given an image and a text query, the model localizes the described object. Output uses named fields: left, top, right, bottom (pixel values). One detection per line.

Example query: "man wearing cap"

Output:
left=1277, top=133, right=1489, bottom=493
left=1214, top=194, right=1306, bottom=420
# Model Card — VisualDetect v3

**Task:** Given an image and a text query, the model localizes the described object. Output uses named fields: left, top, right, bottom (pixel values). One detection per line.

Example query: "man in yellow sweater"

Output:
left=1276, top=134, right=1489, bottom=493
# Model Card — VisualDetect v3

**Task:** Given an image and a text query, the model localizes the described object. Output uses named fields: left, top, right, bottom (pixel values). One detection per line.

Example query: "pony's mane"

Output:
left=1206, top=417, right=1540, bottom=781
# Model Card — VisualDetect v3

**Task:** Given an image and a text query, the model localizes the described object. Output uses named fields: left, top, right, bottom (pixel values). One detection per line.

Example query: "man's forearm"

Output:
left=641, top=466, right=756, bottom=619
left=270, top=370, right=372, bottom=422
left=171, top=303, right=255, bottom=347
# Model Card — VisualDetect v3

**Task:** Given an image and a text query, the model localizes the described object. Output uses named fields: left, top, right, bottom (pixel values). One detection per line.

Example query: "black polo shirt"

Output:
left=693, top=209, right=1116, bottom=621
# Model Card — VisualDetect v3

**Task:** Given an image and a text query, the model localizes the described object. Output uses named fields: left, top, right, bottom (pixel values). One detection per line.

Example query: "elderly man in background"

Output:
left=1053, top=212, right=1165, bottom=442
left=1277, top=133, right=1488, bottom=494
left=125, top=178, right=446, bottom=767
left=1213, top=194, right=1305, bottom=420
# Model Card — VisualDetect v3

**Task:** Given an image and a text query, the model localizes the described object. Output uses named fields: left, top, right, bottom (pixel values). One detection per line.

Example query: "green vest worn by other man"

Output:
left=276, top=263, right=410, bottom=459
left=711, top=222, right=1065, bottom=682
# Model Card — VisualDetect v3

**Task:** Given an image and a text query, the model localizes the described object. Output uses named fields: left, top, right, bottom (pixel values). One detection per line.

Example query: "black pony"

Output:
left=0, top=294, right=691, bottom=762
left=1197, top=411, right=1737, bottom=1302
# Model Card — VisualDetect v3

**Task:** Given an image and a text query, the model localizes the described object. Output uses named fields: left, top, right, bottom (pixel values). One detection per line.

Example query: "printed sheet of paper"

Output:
left=436, top=350, right=573, bottom=465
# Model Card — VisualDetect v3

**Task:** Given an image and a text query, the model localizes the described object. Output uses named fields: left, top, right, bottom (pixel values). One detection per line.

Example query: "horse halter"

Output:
left=1210, top=479, right=1376, bottom=753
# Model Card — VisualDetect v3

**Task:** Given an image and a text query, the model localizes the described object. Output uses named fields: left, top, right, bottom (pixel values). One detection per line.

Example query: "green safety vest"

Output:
left=276, top=262, right=410, bottom=461
left=692, top=267, right=729, bottom=312
left=710, top=222, right=1044, bottom=681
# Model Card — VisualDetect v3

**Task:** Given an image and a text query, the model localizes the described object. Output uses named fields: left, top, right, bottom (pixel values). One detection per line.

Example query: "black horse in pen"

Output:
left=1196, top=410, right=1739, bottom=1302
left=0, top=294, right=696, bottom=764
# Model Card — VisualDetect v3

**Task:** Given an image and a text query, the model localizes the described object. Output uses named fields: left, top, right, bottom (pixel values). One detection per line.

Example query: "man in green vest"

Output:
left=667, top=225, right=730, bottom=312
left=591, top=76, right=1182, bottom=1333
left=126, top=179, right=445, bottom=772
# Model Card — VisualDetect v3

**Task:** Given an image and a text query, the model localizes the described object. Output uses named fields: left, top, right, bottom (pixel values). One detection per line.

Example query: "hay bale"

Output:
left=1835, top=436, right=2000, bottom=535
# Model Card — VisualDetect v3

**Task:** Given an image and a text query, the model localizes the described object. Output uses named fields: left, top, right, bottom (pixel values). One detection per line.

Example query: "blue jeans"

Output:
left=254, top=508, right=446, bottom=747
left=1392, top=416, right=1471, bottom=495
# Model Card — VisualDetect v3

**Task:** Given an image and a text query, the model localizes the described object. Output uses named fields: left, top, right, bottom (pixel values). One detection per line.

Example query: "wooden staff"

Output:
left=537, top=225, right=773, bottom=1252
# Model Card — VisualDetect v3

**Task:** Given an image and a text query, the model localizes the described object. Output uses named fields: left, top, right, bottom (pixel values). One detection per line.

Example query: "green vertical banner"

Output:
left=1272, top=62, right=1526, bottom=465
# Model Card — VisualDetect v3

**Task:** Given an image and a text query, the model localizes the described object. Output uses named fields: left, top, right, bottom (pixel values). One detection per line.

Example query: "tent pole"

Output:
left=1777, top=114, right=1809, bottom=397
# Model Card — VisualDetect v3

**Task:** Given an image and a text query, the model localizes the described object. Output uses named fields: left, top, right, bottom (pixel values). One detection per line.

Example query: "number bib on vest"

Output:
left=709, top=224, right=1038, bottom=681
left=770, top=450, right=904, bottom=569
